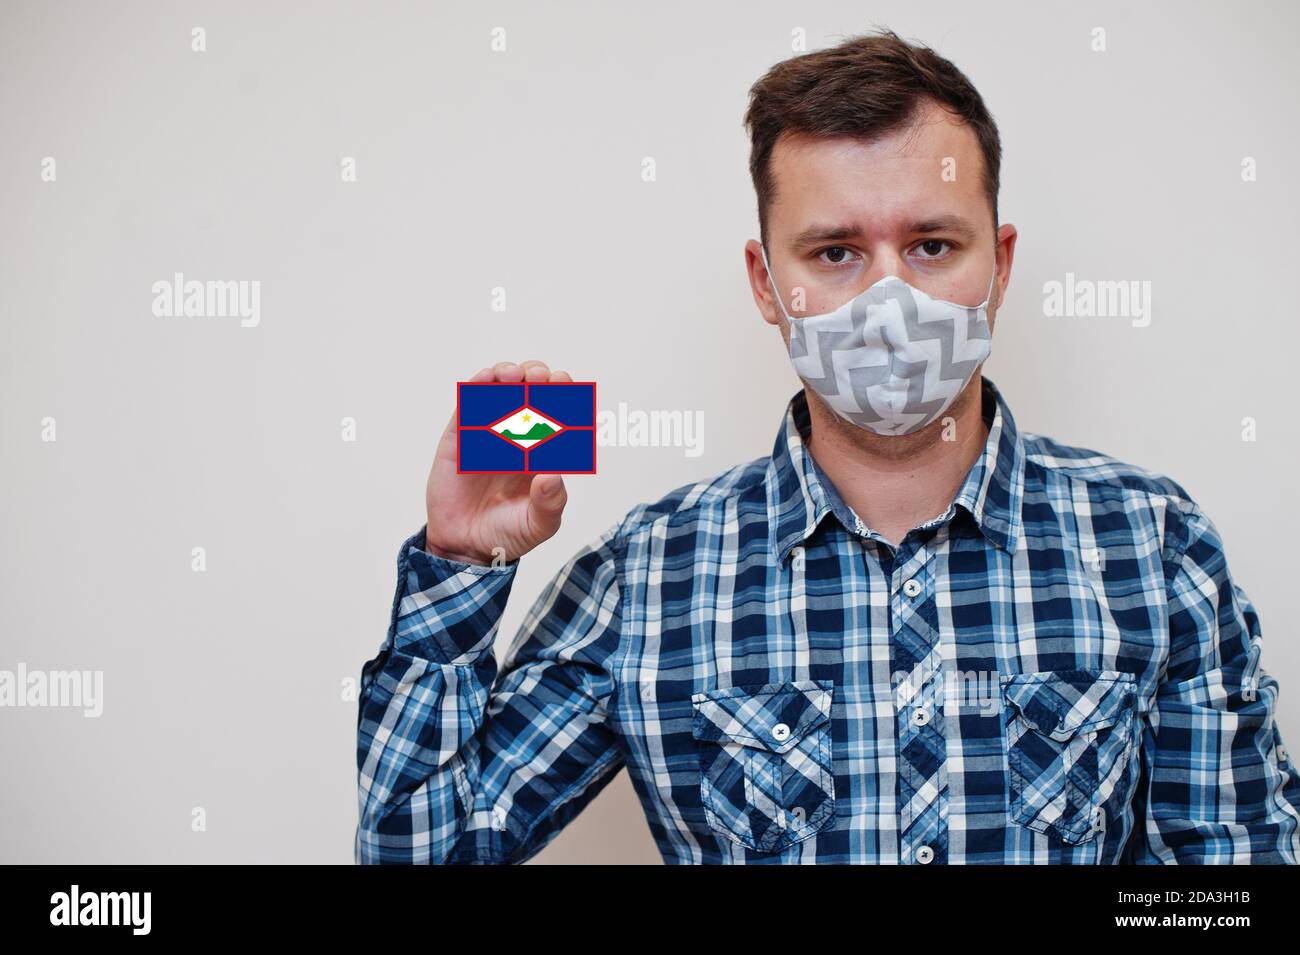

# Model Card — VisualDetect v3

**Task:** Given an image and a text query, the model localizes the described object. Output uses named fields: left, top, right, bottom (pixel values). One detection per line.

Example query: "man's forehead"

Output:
left=774, top=101, right=981, bottom=163
left=772, top=131, right=981, bottom=190
left=768, top=108, right=989, bottom=235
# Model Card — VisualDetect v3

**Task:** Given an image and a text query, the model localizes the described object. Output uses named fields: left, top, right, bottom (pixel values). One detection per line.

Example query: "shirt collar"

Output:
left=765, top=375, right=1025, bottom=562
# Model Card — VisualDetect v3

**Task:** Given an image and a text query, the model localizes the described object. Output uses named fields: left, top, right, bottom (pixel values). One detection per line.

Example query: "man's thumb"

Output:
left=529, top=474, right=567, bottom=520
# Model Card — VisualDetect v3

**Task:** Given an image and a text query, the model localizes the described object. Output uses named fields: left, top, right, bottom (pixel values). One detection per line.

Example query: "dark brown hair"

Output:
left=744, top=28, right=1002, bottom=247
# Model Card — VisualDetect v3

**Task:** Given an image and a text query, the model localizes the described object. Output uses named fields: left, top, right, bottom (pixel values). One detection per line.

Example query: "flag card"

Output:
left=456, top=381, right=597, bottom=474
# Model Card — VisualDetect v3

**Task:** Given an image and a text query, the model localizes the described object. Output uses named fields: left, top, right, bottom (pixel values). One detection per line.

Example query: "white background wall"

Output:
left=2, top=0, right=1296, bottom=863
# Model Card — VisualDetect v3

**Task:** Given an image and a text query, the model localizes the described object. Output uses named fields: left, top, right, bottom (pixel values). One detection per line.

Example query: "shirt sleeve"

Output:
left=354, top=521, right=627, bottom=864
left=1123, top=498, right=1300, bottom=863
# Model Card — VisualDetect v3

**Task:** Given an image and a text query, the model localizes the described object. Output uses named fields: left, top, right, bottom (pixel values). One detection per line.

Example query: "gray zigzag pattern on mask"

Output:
left=789, top=279, right=988, bottom=427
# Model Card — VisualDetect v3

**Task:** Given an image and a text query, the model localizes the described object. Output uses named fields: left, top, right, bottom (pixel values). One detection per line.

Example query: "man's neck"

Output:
left=804, top=376, right=989, bottom=549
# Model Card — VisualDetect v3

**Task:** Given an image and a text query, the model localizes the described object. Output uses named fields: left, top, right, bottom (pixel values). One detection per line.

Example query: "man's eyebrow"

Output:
left=907, top=215, right=978, bottom=239
left=789, top=215, right=978, bottom=250
left=789, top=224, right=862, bottom=249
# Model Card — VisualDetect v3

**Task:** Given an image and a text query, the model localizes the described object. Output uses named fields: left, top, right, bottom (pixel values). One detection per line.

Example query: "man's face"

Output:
left=749, top=99, right=1016, bottom=347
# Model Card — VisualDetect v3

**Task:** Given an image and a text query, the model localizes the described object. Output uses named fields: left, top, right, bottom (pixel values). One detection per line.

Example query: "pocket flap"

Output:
left=691, top=680, right=833, bottom=754
left=1002, top=670, right=1136, bottom=742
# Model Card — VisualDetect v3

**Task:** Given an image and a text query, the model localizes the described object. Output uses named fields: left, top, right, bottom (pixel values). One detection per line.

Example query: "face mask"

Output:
left=762, top=244, right=996, bottom=436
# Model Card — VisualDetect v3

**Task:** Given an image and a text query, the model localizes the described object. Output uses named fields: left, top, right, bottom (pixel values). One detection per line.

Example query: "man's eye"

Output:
left=915, top=239, right=951, bottom=259
left=817, top=246, right=857, bottom=265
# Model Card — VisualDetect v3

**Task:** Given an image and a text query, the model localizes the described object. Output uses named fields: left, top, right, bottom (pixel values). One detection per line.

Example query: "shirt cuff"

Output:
left=391, top=526, right=519, bottom=664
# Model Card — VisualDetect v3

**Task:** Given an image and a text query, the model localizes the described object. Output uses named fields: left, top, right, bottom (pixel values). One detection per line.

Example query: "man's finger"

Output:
left=527, top=474, right=567, bottom=535
left=492, top=361, right=523, bottom=381
left=522, top=360, right=551, bottom=382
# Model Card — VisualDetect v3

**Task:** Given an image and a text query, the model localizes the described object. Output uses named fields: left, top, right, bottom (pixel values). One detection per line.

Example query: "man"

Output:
left=355, top=29, right=1300, bottom=864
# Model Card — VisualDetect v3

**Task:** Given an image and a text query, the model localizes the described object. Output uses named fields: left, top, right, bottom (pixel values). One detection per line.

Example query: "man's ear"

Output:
left=990, top=222, right=1017, bottom=325
left=747, top=238, right=786, bottom=329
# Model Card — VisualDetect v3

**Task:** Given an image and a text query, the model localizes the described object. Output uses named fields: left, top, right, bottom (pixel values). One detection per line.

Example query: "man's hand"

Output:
left=424, top=360, right=572, bottom=567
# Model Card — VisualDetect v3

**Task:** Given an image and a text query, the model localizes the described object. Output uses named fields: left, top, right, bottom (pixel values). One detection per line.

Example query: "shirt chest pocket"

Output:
left=691, top=680, right=836, bottom=853
left=1002, top=670, right=1141, bottom=845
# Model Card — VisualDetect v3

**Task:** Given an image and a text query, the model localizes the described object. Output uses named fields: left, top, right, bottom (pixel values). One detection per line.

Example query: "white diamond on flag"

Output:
left=492, top=406, right=563, bottom=449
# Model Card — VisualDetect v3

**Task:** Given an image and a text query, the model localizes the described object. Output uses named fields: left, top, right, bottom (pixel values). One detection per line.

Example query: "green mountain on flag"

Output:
left=500, top=422, right=556, bottom=441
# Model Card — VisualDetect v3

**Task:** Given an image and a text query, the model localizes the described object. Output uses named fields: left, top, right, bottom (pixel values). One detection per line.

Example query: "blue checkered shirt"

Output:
left=355, top=376, right=1300, bottom=864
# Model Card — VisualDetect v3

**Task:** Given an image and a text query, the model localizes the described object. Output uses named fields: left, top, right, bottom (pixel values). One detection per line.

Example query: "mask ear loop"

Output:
left=980, top=266, right=998, bottom=310
left=761, top=245, right=794, bottom=322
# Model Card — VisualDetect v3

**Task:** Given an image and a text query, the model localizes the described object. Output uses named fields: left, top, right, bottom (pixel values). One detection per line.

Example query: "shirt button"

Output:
left=914, top=844, right=934, bottom=864
left=772, top=722, right=791, bottom=742
left=902, top=578, right=923, bottom=598
left=912, top=706, right=931, bottom=727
